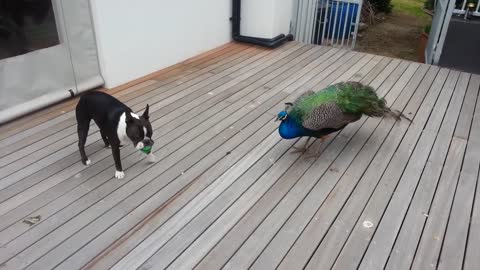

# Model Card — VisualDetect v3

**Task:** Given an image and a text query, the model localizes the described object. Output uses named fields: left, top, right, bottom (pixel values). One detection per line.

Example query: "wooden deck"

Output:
left=0, top=42, right=479, bottom=270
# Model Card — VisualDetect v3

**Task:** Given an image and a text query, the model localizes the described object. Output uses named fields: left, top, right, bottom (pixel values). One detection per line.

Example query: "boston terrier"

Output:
left=75, top=91, right=155, bottom=179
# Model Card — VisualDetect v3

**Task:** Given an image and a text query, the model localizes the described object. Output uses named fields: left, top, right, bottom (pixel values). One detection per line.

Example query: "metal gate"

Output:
left=453, top=0, right=480, bottom=17
left=291, top=0, right=362, bottom=49
left=425, top=0, right=456, bottom=64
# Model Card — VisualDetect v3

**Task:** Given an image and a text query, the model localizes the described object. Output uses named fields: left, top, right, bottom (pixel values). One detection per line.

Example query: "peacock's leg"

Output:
left=291, top=137, right=312, bottom=153
left=305, top=135, right=330, bottom=158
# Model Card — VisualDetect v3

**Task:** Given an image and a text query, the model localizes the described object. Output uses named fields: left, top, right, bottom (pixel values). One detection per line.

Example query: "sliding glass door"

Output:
left=0, top=0, right=103, bottom=123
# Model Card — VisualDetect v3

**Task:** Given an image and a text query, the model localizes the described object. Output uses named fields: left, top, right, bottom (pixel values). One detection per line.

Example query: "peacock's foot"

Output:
left=304, top=150, right=322, bottom=159
left=291, top=146, right=308, bottom=154
left=303, top=137, right=328, bottom=159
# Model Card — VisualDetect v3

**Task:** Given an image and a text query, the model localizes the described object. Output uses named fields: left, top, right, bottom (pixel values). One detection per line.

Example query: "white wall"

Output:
left=90, top=0, right=294, bottom=88
left=90, top=0, right=231, bottom=88
left=241, top=0, right=275, bottom=38
left=241, top=0, right=294, bottom=39
left=273, top=0, right=295, bottom=36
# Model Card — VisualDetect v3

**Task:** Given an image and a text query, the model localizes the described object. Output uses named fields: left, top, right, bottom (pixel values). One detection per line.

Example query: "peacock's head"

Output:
left=275, top=102, right=293, bottom=122
left=276, top=111, right=288, bottom=122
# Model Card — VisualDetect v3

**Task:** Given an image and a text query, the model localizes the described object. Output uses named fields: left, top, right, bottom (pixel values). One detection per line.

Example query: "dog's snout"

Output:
left=143, top=138, right=154, bottom=146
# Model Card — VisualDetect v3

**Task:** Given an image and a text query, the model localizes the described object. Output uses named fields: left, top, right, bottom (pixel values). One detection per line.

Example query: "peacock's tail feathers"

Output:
left=334, top=82, right=386, bottom=116
left=336, top=82, right=412, bottom=121
left=383, top=108, right=412, bottom=122
left=290, top=81, right=411, bottom=123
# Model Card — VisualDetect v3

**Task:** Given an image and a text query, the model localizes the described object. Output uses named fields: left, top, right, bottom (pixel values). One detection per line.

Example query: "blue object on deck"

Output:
left=326, top=1, right=359, bottom=39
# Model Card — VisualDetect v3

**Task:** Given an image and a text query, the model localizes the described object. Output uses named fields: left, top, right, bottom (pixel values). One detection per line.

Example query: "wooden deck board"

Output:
left=222, top=57, right=388, bottom=269
left=248, top=62, right=425, bottom=270
left=386, top=72, right=476, bottom=270
left=0, top=44, right=253, bottom=164
left=0, top=45, right=265, bottom=191
left=304, top=66, right=448, bottom=270
left=195, top=57, right=398, bottom=270
left=463, top=75, right=480, bottom=270
left=0, top=45, right=259, bottom=168
left=142, top=53, right=383, bottom=270
left=0, top=45, right=277, bottom=221
left=0, top=43, right=276, bottom=231
left=0, top=44, right=250, bottom=159
left=331, top=69, right=459, bottom=270
left=91, top=47, right=358, bottom=270
left=69, top=46, right=344, bottom=270
left=438, top=74, right=480, bottom=270
left=0, top=43, right=303, bottom=268
left=0, top=42, right=237, bottom=141
left=278, top=64, right=438, bottom=270
left=72, top=46, right=334, bottom=270
left=50, top=44, right=327, bottom=270
left=0, top=43, right=249, bottom=148
left=0, top=42, right=479, bottom=270
left=3, top=43, right=309, bottom=269
left=0, top=44, right=310, bottom=219
left=358, top=71, right=469, bottom=270
left=140, top=52, right=382, bottom=269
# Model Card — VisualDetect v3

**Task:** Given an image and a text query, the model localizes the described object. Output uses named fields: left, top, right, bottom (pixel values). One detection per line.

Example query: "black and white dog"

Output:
left=76, top=91, right=155, bottom=179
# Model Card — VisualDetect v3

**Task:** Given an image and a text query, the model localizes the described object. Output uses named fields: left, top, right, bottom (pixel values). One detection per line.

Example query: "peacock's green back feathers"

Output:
left=288, top=82, right=398, bottom=131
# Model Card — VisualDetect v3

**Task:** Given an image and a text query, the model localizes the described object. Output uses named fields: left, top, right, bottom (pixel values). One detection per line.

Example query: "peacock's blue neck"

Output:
left=278, top=117, right=310, bottom=139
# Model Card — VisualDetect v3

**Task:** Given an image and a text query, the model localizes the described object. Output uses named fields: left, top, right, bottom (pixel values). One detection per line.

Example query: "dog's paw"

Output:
left=115, top=170, right=125, bottom=179
left=147, top=153, right=156, bottom=163
left=83, top=159, right=91, bottom=166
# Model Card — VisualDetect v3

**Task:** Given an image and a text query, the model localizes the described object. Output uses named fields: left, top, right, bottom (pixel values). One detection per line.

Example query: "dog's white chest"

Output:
left=117, top=112, right=128, bottom=144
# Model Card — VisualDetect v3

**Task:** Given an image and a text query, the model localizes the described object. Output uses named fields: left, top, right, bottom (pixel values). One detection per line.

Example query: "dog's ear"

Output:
left=142, top=104, right=150, bottom=120
left=125, top=111, right=134, bottom=123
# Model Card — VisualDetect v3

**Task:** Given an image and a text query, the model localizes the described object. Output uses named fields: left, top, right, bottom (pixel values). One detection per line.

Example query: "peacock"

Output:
left=275, top=81, right=410, bottom=155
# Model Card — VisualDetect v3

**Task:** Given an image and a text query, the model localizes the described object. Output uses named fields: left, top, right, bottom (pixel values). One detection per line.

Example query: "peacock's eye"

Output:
left=281, top=115, right=287, bottom=120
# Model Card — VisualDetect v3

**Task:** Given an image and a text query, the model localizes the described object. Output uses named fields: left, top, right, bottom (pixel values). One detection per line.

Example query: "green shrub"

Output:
left=424, top=0, right=435, bottom=10
left=424, top=24, right=431, bottom=34
left=367, top=0, right=393, bottom=13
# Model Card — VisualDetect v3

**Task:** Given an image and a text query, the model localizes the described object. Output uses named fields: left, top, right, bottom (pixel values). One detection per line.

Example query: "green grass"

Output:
left=391, top=0, right=431, bottom=26
left=392, top=0, right=429, bottom=18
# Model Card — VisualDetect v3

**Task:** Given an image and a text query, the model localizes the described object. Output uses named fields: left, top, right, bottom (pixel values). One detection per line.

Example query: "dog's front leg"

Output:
left=111, top=144, right=124, bottom=179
